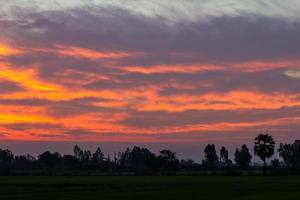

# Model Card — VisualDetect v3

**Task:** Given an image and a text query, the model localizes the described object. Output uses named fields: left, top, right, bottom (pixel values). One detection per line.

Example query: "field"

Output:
left=0, top=176, right=299, bottom=200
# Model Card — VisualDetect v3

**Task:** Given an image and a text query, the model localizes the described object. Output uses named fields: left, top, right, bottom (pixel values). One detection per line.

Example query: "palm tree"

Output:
left=254, top=134, right=275, bottom=175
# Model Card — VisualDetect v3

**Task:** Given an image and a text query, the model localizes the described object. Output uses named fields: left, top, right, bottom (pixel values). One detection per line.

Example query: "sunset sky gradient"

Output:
left=0, top=1, right=300, bottom=155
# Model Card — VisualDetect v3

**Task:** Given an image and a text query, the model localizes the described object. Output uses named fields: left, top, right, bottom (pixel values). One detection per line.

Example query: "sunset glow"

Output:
left=0, top=0, right=300, bottom=146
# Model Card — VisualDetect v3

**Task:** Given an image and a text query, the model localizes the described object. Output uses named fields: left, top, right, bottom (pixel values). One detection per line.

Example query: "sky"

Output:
left=0, top=0, right=300, bottom=158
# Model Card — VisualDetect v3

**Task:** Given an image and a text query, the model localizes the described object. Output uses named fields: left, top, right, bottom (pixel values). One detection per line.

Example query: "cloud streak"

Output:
left=0, top=1, right=299, bottom=144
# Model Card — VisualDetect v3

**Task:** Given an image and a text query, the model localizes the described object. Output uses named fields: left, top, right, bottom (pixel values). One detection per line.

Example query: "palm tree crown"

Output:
left=254, top=134, right=275, bottom=175
left=254, top=134, right=275, bottom=161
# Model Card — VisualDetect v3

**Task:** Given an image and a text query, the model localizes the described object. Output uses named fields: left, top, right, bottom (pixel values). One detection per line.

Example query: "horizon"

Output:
left=1, top=1, right=300, bottom=159
left=0, top=139, right=285, bottom=163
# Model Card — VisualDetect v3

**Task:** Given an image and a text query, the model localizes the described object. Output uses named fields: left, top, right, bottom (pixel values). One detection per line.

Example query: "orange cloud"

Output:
left=1, top=41, right=300, bottom=142
left=0, top=65, right=61, bottom=92
left=0, top=114, right=52, bottom=124
left=122, top=64, right=224, bottom=74
left=31, top=45, right=141, bottom=60
left=137, top=90, right=300, bottom=112
left=54, top=69, right=111, bottom=85
left=0, top=43, right=22, bottom=56
left=231, top=60, right=300, bottom=72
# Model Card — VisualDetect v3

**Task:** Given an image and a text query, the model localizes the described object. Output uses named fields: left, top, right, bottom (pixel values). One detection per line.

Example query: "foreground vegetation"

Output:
left=0, top=176, right=299, bottom=200
left=0, top=134, right=299, bottom=175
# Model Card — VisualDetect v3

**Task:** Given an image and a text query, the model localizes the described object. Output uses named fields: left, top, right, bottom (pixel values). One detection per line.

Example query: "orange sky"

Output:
left=0, top=42, right=299, bottom=143
left=1, top=3, right=300, bottom=145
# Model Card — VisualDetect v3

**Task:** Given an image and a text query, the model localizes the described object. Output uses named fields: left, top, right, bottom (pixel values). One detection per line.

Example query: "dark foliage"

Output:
left=38, top=151, right=62, bottom=169
left=254, top=134, right=275, bottom=175
left=203, top=144, right=218, bottom=169
left=220, top=146, right=232, bottom=167
left=234, top=144, right=252, bottom=168
left=278, top=140, right=300, bottom=169
left=0, top=134, right=299, bottom=175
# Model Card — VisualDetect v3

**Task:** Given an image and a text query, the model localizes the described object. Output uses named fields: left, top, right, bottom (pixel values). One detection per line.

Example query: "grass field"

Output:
left=0, top=176, right=299, bottom=200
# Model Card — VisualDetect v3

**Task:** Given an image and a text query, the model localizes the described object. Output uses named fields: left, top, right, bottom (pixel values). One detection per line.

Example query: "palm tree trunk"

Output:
left=263, top=159, right=266, bottom=176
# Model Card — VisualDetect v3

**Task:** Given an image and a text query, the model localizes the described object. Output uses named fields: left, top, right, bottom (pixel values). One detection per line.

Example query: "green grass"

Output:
left=0, top=176, right=299, bottom=200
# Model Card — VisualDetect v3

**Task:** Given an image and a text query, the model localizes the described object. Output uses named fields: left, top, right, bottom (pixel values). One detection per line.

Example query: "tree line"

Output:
left=0, top=134, right=299, bottom=175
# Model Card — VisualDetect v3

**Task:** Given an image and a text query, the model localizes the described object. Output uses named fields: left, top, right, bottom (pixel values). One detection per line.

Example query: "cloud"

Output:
left=284, top=69, right=300, bottom=79
left=0, top=80, right=24, bottom=93
left=120, top=106, right=300, bottom=129
left=0, top=1, right=300, bottom=144
left=0, top=44, right=22, bottom=56
left=2, top=6, right=300, bottom=63
left=3, top=122, right=63, bottom=131
left=3, top=0, right=300, bottom=22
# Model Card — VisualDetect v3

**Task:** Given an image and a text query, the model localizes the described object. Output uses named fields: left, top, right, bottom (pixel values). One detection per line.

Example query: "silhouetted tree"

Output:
left=13, top=154, right=35, bottom=170
left=74, top=145, right=83, bottom=160
left=278, top=140, right=300, bottom=168
left=106, top=154, right=111, bottom=163
left=159, top=149, right=179, bottom=171
left=82, top=150, right=92, bottom=162
left=271, top=159, right=280, bottom=169
left=0, top=149, right=14, bottom=166
left=3, top=138, right=300, bottom=175
left=0, top=148, right=14, bottom=174
left=38, top=151, right=61, bottom=169
left=92, top=147, right=104, bottom=165
left=159, top=150, right=176, bottom=162
left=234, top=144, right=252, bottom=168
left=254, top=134, right=275, bottom=175
left=203, top=144, right=218, bottom=168
left=130, top=146, right=156, bottom=170
left=220, top=146, right=232, bottom=167
left=119, top=148, right=131, bottom=168
left=113, top=152, right=118, bottom=165
left=180, top=159, right=197, bottom=169
left=62, top=155, right=79, bottom=169
left=117, top=147, right=157, bottom=170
